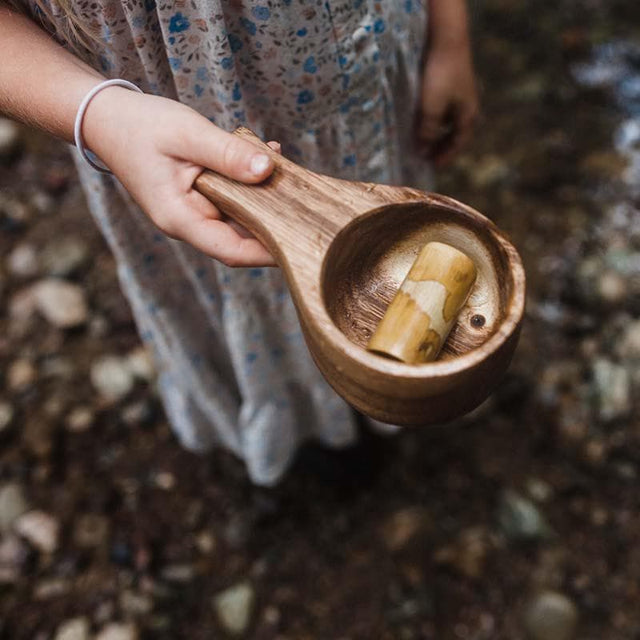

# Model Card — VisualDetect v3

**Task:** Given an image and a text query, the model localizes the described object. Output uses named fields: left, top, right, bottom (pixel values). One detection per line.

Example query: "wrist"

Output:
left=80, top=83, right=145, bottom=168
left=427, top=0, right=472, bottom=53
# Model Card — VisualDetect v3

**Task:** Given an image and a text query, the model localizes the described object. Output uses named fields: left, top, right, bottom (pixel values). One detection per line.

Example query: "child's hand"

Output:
left=418, top=0, right=479, bottom=167
left=83, top=88, right=277, bottom=267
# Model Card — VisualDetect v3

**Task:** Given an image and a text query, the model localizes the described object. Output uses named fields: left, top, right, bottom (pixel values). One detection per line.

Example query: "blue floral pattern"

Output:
left=27, top=0, right=431, bottom=485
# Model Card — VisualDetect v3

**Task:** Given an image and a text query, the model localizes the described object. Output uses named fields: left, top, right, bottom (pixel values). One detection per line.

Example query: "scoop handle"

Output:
left=193, top=128, right=398, bottom=262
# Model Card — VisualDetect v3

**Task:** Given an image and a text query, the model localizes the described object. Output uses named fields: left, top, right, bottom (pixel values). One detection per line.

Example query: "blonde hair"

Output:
left=5, top=0, right=100, bottom=59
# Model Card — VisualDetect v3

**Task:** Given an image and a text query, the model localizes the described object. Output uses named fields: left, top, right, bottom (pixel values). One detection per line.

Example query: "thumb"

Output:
left=184, top=116, right=275, bottom=184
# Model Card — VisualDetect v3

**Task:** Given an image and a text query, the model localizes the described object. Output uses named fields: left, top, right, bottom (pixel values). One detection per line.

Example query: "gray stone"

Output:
left=523, top=591, right=578, bottom=640
left=592, top=358, right=631, bottom=421
left=597, top=270, right=627, bottom=304
left=161, top=563, right=195, bottom=583
left=33, top=577, right=71, bottom=599
left=0, top=534, right=29, bottom=583
left=91, top=356, right=135, bottom=402
left=54, top=617, right=91, bottom=640
left=34, top=278, right=88, bottom=328
left=0, top=402, right=15, bottom=434
left=497, top=490, right=552, bottom=542
left=213, top=581, right=255, bottom=636
left=7, top=243, right=39, bottom=278
left=0, top=118, right=21, bottom=159
left=14, top=510, right=60, bottom=554
left=95, top=623, right=138, bottom=640
left=0, top=483, right=30, bottom=533
left=42, top=237, right=89, bottom=277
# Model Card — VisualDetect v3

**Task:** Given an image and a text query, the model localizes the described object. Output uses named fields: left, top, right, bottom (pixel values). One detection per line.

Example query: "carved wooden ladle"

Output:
left=194, top=128, right=526, bottom=426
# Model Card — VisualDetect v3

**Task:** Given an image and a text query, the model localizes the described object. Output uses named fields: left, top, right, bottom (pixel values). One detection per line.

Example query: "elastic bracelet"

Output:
left=74, top=78, right=144, bottom=174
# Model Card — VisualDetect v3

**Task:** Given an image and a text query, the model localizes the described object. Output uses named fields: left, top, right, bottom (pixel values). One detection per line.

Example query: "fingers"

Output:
left=164, top=190, right=276, bottom=267
left=182, top=116, right=275, bottom=184
left=433, top=105, right=478, bottom=166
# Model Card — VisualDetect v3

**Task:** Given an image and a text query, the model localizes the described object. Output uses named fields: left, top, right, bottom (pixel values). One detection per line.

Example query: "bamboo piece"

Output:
left=367, top=242, right=477, bottom=364
left=194, top=128, right=526, bottom=426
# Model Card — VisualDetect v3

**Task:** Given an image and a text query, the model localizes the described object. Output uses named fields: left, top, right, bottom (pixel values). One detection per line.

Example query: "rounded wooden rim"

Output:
left=317, top=195, right=527, bottom=382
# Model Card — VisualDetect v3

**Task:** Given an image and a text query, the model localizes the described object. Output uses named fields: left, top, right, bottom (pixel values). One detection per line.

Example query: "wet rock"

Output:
left=526, top=477, right=554, bottom=503
left=592, top=358, right=631, bottom=421
left=381, top=507, right=432, bottom=552
left=7, top=243, right=39, bottom=278
left=0, top=483, right=30, bottom=533
left=65, top=406, right=96, bottom=433
left=120, top=400, right=153, bottom=427
left=95, top=623, right=138, bottom=640
left=523, top=591, right=578, bottom=640
left=34, top=278, right=88, bottom=328
left=14, top=510, right=60, bottom=554
left=54, top=617, right=91, bottom=640
left=433, top=527, right=491, bottom=579
left=213, top=581, right=255, bottom=636
left=42, top=237, right=89, bottom=277
left=497, top=490, right=552, bottom=542
left=0, top=401, right=15, bottom=435
left=8, top=358, right=37, bottom=392
left=0, top=118, right=21, bottom=160
left=73, top=514, right=110, bottom=548
left=91, top=356, right=135, bottom=402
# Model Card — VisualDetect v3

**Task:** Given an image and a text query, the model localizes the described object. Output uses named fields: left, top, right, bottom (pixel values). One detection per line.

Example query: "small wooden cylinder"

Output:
left=367, top=242, right=477, bottom=364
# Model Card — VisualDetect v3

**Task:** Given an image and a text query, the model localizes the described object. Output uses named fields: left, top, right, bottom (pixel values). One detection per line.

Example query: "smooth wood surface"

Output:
left=194, top=127, right=526, bottom=425
left=367, top=242, right=477, bottom=364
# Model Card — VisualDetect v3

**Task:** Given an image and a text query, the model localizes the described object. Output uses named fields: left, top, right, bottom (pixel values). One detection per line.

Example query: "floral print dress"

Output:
left=27, top=0, right=432, bottom=485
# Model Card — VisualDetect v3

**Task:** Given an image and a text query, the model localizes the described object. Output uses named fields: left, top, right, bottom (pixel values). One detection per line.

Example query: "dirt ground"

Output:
left=1, top=0, right=640, bottom=638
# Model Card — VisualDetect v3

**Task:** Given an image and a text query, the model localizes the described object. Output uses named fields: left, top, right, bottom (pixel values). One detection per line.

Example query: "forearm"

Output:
left=0, top=4, right=103, bottom=142
left=428, top=0, right=472, bottom=52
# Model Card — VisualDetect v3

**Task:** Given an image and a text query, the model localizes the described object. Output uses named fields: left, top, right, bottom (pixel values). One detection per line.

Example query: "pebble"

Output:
left=592, top=358, right=631, bottom=421
left=0, top=401, right=15, bottom=434
left=95, top=623, right=139, bottom=640
left=470, top=155, right=511, bottom=188
left=161, top=563, right=195, bottom=583
left=42, top=237, right=89, bottom=277
left=0, top=483, right=30, bottom=533
left=497, top=490, right=552, bottom=542
left=0, top=534, right=29, bottom=583
left=73, top=513, right=110, bottom=548
left=381, top=507, right=432, bottom=552
left=120, top=590, right=153, bottom=616
left=65, top=406, right=96, bottom=433
left=8, top=358, right=37, bottom=391
left=34, top=577, right=71, bottom=599
left=213, top=581, right=255, bottom=636
left=9, top=286, right=38, bottom=323
left=597, top=270, right=627, bottom=304
left=195, top=531, right=216, bottom=555
left=523, top=591, right=579, bottom=640
left=14, top=510, right=60, bottom=554
left=7, top=243, right=39, bottom=278
left=34, top=278, right=89, bottom=328
left=54, top=617, right=91, bottom=640
left=433, top=527, right=491, bottom=579
left=616, top=319, right=640, bottom=359
left=91, top=356, right=135, bottom=402
left=0, top=117, right=21, bottom=159
left=126, top=346, right=155, bottom=381
left=526, top=477, right=554, bottom=503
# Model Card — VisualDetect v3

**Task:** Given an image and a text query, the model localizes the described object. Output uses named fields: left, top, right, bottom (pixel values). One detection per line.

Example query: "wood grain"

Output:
left=194, top=128, right=526, bottom=426
left=367, top=242, right=477, bottom=363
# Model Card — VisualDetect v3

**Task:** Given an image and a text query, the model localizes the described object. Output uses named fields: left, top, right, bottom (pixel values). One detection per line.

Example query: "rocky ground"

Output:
left=1, top=0, right=640, bottom=638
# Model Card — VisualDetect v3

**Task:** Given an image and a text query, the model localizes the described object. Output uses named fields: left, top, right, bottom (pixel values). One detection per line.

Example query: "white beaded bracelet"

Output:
left=74, top=78, right=143, bottom=174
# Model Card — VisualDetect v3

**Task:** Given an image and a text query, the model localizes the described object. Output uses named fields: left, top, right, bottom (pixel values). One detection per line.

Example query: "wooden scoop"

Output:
left=194, top=128, right=526, bottom=426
